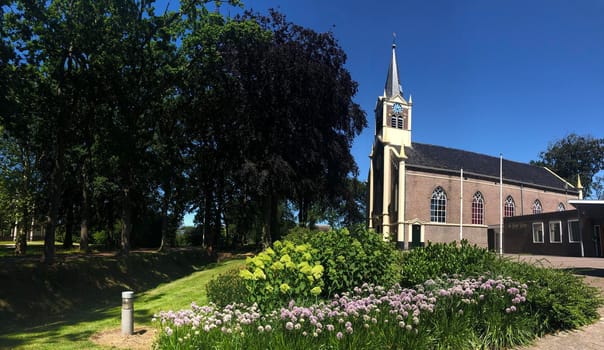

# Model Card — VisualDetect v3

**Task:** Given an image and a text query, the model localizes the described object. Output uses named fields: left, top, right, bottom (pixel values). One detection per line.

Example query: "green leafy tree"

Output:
left=322, top=177, right=367, bottom=228
left=591, top=175, right=604, bottom=200
left=531, top=134, right=604, bottom=198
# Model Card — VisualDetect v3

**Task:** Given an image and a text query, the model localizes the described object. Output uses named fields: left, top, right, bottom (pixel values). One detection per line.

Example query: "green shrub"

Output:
left=490, top=260, right=602, bottom=334
left=285, top=225, right=402, bottom=296
left=401, top=241, right=603, bottom=335
left=400, top=240, right=498, bottom=286
left=92, top=229, right=117, bottom=248
left=239, top=240, right=324, bottom=310
left=206, top=267, right=249, bottom=307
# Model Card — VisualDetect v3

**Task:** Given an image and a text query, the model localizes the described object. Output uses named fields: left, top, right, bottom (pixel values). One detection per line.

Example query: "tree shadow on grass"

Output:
left=0, top=247, right=227, bottom=348
left=0, top=306, right=117, bottom=349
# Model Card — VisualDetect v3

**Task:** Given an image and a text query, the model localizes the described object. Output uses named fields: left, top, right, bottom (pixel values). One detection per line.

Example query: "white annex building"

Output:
left=367, top=43, right=580, bottom=249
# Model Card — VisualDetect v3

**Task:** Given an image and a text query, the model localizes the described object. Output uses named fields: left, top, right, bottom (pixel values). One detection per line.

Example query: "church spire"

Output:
left=384, top=38, right=402, bottom=98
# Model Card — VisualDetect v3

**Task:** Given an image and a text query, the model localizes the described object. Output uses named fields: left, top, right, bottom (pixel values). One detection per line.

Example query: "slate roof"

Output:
left=403, top=142, right=577, bottom=194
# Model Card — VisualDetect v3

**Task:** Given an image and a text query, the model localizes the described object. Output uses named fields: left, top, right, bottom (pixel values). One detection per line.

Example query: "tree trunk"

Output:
left=261, top=195, right=273, bottom=250
left=43, top=210, right=58, bottom=264
left=203, top=188, right=215, bottom=254
left=158, top=185, right=171, bottom=252
left=213, top=200, right=222, bottom=250
left=42, top=142, right=64, bottom=265
left=79, top=166, right=90, bottom=253
left=120, top=188, right=132, bottom=254
left=63, top=220, right=73, bottom=249
left=298, top=197, right=308, bottom=227
left=63, top=202, right=73, bottom=249
left=14, top=222, right=27, bottom=256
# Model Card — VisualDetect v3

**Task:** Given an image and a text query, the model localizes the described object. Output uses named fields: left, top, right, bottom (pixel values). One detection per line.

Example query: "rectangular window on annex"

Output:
left=568, top=220, right=580, bottom=243
left=549, top=221, right=562, bottom=243
left=532, top=222, right=544, bottom=243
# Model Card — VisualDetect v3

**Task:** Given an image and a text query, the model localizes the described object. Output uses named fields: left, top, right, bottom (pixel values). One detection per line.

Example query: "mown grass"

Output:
left=0, top=247, right=244, bottom=349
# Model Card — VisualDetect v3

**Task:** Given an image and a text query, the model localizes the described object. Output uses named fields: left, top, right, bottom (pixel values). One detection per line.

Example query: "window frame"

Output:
left=532, top=199, right=542, bottom=214
left=430, top=186, right=447, bottom=223
left=568, top=219, right=580, bottom=243
left=471, top=191, right=484, bottom=225
left=549, top=220, right=562, bottom=243
left=558, top=202, right=565, bottom=211
left=532, top=222, right=544, bottom=243
left=504, top=196, right=515, bottom=217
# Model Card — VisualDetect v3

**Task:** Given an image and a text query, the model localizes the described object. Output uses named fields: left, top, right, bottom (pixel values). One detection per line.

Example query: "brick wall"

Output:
left=405, top=169, right=576, bottom=226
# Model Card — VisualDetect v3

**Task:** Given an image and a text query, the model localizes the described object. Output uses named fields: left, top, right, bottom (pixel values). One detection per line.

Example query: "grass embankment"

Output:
left=0, top=247, right=244, bottom=349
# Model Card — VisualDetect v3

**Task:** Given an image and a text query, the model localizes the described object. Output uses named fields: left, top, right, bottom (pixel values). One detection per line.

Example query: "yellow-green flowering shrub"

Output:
left=285, top=225, right=403, bottom=297
left=239, top=240, right=324, bottom=310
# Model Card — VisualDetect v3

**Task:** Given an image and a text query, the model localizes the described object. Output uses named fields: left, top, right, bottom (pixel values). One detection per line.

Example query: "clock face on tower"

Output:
left=392, top=103, right=403, bottom=114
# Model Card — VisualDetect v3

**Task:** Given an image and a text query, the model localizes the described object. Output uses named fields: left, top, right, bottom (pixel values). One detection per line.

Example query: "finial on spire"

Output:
left=392, top=32, right=397, bottom=48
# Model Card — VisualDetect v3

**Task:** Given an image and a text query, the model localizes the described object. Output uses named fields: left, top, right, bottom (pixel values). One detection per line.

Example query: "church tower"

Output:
left=368, top=42, right=412, bottom=246
left=378, top=42, right=412, bottom=147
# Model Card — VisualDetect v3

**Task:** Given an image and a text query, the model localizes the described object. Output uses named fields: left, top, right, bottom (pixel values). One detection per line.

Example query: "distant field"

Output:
left=0, top=240, right=84, bottom=258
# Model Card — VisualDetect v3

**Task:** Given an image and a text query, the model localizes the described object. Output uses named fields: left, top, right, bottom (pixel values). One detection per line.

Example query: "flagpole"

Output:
left=460, top=168, right=463, bottom=243
left=499, top=154, right=503, bottom=255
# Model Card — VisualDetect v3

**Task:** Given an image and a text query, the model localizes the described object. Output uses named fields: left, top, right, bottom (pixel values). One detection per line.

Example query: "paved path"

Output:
left=505, top=254, right=604, bottom=350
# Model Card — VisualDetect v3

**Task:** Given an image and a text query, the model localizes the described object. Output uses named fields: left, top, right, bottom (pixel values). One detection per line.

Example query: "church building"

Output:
left=367, top=43, right=580, bottom=249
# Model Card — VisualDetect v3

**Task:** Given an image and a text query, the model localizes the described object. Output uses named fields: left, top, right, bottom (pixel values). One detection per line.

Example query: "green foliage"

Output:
left=239, top=240, right=324, bottom=310
left=206, top=267, right=249, bottom=307
left=401, top=242, right=603, bottom=335
left=400, top=240, right=498, bottom=286
left=531, top=133, right=604, bottom=198
left=285, top=225, right=402, bottom=296
left=490, top=261, right=602, bottom=334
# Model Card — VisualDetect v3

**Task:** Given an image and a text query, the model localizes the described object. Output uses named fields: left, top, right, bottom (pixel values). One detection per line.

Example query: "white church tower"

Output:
left=368, top=42, right=412, bottom=247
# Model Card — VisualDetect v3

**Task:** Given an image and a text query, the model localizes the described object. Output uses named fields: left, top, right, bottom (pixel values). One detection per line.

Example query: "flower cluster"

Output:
left=238, top=240, right=324, bottom=310
left=154, top=275, right=529, bottom=349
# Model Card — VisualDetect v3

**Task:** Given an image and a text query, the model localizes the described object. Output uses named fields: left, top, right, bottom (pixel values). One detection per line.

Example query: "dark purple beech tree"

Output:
left=219, top=11, right=366, bottom=248
left=181, top=10, right=366, bottom=250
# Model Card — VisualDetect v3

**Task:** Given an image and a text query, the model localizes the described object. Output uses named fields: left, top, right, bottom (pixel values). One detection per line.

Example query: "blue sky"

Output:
left=182, top=0, right=604, bottom=225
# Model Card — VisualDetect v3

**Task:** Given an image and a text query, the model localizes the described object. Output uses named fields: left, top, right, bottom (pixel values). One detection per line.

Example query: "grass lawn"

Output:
left=0, top=248, right=244, bottom=349
left=0, top=240, right=84, bottom=258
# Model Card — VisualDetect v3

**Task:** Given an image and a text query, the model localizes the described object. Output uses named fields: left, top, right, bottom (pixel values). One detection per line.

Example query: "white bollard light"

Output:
left=121, top=291, right=134, bottom=336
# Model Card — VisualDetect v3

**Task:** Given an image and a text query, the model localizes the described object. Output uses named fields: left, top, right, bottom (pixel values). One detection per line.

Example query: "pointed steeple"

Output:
left=384, top=42, right=403, bottom=98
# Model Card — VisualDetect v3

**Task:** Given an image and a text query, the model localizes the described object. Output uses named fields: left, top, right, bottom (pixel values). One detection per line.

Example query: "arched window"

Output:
left=397, top=116, right=403, bottom=129
left=532, top=200, right=542, bottom=214
left=391, top=115, right=397, bottom=127
left=430, top=186, right=447, bottom=223
left=504, top=196, right=515, bottom=217
left=472, top=192, right=484, bottom=225
left=558, top=203, right=565, bottom=211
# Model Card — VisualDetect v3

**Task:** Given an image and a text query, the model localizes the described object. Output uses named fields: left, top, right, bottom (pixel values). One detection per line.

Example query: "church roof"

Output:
left=404, top=142, right=577, bottom=194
